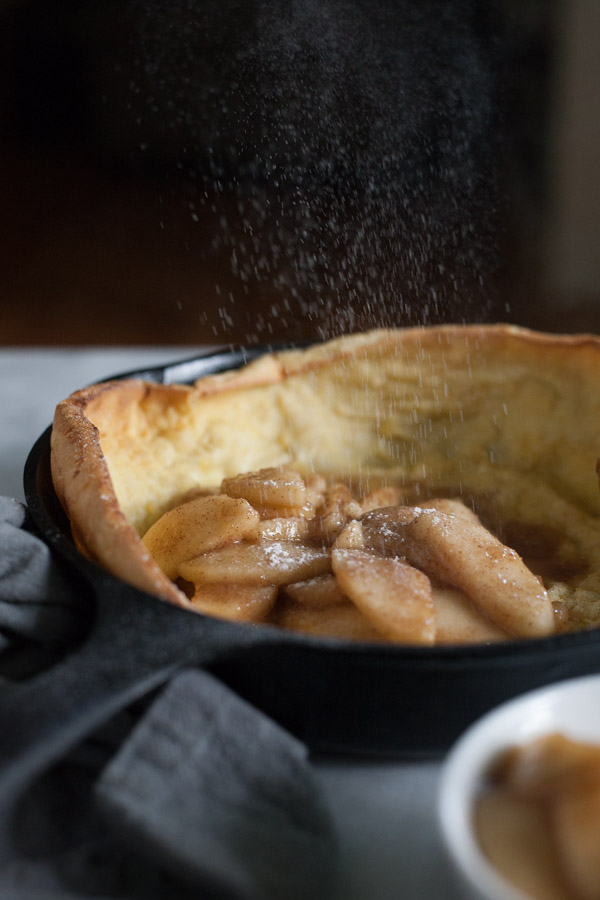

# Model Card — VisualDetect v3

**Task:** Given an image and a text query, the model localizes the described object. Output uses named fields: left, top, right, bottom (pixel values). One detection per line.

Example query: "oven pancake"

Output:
left=50, top=325, right=600, bottom=642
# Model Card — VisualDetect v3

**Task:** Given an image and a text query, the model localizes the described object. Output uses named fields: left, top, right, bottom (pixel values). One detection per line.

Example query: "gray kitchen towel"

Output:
left=0, top=496, right=88, bottom=658
left=0, top=498, right=337, bottom=899
left=96, top=669, right=335, bottom=900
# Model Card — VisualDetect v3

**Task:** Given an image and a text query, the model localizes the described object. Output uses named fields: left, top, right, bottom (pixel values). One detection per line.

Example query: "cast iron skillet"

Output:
left=2, top=345, right=600, bottom=818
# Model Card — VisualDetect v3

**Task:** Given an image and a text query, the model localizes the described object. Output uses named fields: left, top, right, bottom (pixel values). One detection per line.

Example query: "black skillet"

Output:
left=2, top=345, right=600, bottom=819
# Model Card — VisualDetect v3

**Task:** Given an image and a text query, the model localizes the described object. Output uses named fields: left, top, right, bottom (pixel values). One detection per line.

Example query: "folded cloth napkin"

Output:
left=96, top=669, right=334, bottom=900
left=0, top=497, right=90, bottom=669
left=0, top=499, right=337, bottom=899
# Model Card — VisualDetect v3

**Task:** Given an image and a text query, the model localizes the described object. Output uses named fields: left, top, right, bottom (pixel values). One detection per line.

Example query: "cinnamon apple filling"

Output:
left=141, top=465, right=566, bottom=644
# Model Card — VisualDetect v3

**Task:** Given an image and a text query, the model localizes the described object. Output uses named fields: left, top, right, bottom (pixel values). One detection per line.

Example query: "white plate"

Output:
left=438, top=673, right=600, bottom=900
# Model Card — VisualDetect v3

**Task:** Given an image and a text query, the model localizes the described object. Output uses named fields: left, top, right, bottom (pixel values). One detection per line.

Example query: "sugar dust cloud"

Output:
left=129, top=0, right=507, bottom=342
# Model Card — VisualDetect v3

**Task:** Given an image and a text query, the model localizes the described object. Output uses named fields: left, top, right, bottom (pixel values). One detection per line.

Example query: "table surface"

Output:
left=0, top=346, right=463, bottom=900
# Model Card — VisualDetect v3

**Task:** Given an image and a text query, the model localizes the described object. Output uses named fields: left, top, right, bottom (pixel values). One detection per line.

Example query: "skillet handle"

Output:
left=0, top=579, right=262, bottom=856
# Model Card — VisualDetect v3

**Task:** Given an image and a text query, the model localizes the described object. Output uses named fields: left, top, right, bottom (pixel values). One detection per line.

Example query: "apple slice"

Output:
left=331, top=548, right=435, bottom=644
left=143, top=494, right=260, bottom=580
left=179, top=541, right=330, bottom=585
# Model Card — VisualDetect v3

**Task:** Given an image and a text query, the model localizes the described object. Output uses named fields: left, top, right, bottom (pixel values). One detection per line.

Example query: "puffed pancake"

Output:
left=50, top=325, right=600, bottom=645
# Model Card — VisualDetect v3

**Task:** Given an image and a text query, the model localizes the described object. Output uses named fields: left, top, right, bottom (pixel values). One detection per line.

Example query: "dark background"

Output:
left=1, top=0, right=598, bottom=345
